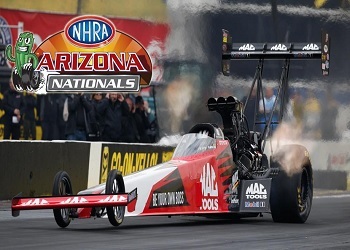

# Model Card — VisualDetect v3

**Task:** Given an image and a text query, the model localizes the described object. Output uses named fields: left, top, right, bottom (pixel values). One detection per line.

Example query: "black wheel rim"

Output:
left=298, top=168, right=310, bottom=213
left=112, top=178, right=124, bottom=221
left=58, top=177, right=72, bottom=221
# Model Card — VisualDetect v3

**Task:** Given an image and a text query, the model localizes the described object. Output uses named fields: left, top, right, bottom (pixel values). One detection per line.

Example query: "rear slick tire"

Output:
left=270, top=145, right=313, bottom=223
left=52, top=171, right=73, bottom=228
left=106, top=170, right=125, bottom=227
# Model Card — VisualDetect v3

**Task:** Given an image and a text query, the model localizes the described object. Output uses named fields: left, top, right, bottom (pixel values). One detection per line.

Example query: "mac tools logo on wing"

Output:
left=200, top=163, right=219, bottom=211
left=6, top=15, right=152, bottom=93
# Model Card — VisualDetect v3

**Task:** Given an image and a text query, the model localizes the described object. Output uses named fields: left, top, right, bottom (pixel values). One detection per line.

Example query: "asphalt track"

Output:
left=1, top=192, right=350, bottom=250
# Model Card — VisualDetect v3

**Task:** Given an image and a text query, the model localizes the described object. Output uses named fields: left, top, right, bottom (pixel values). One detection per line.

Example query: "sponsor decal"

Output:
left=5, top=15, right=152, bottom=93
left=325, top=60, right=329, bottom=69
left=152, top=191, right=185, bottom=207
left=230, top=170, right=239, bottom=195
left=149, top=169, right=189, bottom=209
left=239, top=44, right=255, bottom=51
left=302, top=43, right=319, bottom=51
left=240, top=179, right=271, bottom=212
left=294, top=53, right=312, bottom=58
left=244, top=201, right=266, bottom=208
left=198, top=145, right=216, bottom=151
left=227, top=170, right=240, bottom=209
left=245, top=183, right=267, bottom=199
left=218, top=140, right=229, bottom=146
left=228, top=195, right=240, bottom=210
left=60, top=197, right=88, bottom=204
left=270, top=44, right=287, bottom=51
left=231, top=52, right=250, bottom=58
left=230, top=195, right=239, bottom=205
left=324, top=44, right=328, bottom=53
left=200, top=163, right=219, bottom=211
left=21, top=198, right=48, bottom=206
left=99, top=195, right=127, bottom=203
left=321, top=32, right=330, bottom=76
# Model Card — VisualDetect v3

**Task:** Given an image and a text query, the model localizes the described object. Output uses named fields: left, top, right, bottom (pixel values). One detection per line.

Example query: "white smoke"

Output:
left=269, top=122, right=313, bottom=176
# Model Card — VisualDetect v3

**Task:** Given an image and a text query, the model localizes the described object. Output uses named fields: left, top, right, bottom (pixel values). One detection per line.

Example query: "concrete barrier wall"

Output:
left=0, top=141, right=91, bottom=200
left=313, top=170, right=348, bottom=190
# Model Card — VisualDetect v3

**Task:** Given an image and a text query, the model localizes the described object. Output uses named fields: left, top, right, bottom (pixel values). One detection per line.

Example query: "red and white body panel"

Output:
left=79, top=138, right=235, bottom=217
left=12, top=135, right=238, bottom=218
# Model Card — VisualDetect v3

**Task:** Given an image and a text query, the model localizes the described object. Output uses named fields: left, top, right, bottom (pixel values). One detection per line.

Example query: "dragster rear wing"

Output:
left=222, top=29, right=330, bottom=76
left=11, top=188, right=137, bottom=217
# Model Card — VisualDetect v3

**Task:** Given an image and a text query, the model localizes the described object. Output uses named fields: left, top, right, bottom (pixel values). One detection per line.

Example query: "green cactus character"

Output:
left=5, top=32, right=40, bottom=91
left=6, top=32, right=38, bottom=78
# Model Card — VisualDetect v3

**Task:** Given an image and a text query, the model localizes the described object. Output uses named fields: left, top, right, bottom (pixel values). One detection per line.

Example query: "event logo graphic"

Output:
left=6, top=15, right=153, bottom=93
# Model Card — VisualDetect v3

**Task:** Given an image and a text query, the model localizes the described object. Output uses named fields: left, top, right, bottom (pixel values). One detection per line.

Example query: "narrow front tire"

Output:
left=52, top=171, right=73, bottom=228
left=106, top=170, right=125, bottom=227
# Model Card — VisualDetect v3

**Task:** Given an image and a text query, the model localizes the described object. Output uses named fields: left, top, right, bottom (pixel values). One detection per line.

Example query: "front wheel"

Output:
left=52, top=171, right=73, bottom=228
left=106, top=170, right=125, bottom=227
left=270, top=145, right=313, bottom=223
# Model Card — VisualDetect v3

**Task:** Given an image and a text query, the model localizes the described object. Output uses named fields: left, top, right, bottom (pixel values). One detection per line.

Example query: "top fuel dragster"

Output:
left=11, top=30, right=330, bottom=227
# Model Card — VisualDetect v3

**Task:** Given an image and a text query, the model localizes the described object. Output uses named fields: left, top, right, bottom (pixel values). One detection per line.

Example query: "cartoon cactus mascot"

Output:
left=6, top=32, right=39, bottom=91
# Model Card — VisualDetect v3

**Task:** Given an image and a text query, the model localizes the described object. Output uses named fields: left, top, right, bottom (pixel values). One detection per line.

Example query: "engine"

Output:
left=207, top=96, right=270, bottom=179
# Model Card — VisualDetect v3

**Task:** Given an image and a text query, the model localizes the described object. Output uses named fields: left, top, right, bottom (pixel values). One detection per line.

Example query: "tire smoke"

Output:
left=269, top=122, right=311, bottom=177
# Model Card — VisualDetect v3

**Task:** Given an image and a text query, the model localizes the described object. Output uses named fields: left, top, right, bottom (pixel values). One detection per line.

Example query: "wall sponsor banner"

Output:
left=100, top=143, right=174, bottom=183
left=323, top=142, right=350, bottom=172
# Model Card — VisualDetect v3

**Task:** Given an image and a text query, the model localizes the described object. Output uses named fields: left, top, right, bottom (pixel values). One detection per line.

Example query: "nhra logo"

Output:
left=6, top=15, right=152, bottom=93
left=239, top=44, right=255, bottom=51
left=271, top=44, right=287, bottom=51
left=302, top=43, right=319, bottom=51
left=200, top=163, right=218, bottom=211
left=65, top=16, right=115, bottom=48
left=245, top=183, right=267, bottom=199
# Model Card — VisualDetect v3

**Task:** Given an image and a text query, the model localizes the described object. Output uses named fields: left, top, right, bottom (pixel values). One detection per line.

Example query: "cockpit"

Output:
left=172, top=133, right=217, bottom=158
